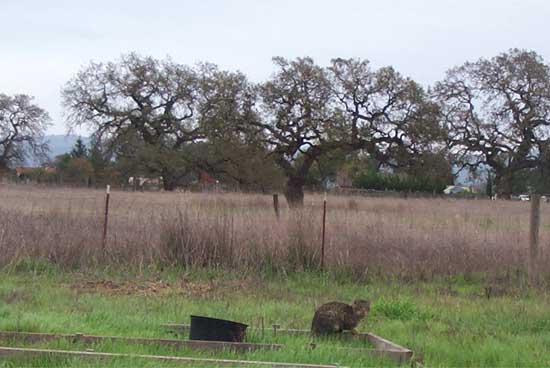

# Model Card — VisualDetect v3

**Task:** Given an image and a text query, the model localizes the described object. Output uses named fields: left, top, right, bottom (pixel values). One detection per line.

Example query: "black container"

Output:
left=189, top=315, right=248, bottom=342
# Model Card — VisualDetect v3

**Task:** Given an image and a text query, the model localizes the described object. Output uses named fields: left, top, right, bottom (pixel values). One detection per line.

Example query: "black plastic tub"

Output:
left=189, top=315, right=248, bottom=342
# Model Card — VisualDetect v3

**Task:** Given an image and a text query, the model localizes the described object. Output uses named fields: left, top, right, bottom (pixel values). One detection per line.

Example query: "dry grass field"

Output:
left=1, top=184, right=548, bottom=280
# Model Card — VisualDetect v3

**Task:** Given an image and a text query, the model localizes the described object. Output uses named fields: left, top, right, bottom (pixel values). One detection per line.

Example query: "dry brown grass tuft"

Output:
left=1, top=185, right=549, bottom=279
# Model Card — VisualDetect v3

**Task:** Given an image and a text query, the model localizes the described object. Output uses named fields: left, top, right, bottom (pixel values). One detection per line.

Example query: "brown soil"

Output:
left=67, top=278, right=251, bottom=298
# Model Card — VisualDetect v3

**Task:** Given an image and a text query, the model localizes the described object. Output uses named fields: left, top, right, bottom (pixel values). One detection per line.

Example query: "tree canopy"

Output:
left=435, top=49, right=550, bottom=198
left=330, top=58, right=445, bottom=169
left=51, top=49, right=550, bottom=202
left=62, top=53, right=201, bottom=190
left=253, top=57, right=343, bottom=205
left=0, top=94, right=50, bottom=171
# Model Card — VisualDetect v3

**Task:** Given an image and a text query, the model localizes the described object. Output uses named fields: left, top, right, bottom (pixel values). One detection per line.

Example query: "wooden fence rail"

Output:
left=0, top=346, right=341, bottom=368
left=0, top=331, right=281, bottom=353
left=162, top=323, right=413, bottom=364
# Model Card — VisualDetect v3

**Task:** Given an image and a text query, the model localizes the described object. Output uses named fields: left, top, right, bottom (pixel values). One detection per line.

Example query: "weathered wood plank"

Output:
left=0, top=331, right=281, bottom=352
left=529, top=193, right=541, bottom=285
left=364, top=331, right=411, bottom=352
left=0, top=346, right=341, bottom=368
left=164, top=323, right=313, bottom=336
left=163, top=323, right=410, bottom=350
left=336, top=347, right=413, bottom=365
left=162, top=323, right=413, bottom=364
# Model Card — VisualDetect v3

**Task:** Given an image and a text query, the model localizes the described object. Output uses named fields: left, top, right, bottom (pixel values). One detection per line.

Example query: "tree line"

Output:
left=1, top=49, right=550, bottom=205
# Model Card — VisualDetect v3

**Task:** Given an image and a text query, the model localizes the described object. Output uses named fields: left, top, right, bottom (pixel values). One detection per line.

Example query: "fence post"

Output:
left=529, top=193, right=541, bottom=286
left=320, top=192, right=327, bottom=271
left=273, top=193, right=280, bottom=219
left=102, top=185, right=111, bottom=256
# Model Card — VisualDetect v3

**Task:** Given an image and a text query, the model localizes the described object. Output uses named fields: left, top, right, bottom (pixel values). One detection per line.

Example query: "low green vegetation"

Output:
left=1, top=263, right=550, bottom=367
left=353, top=170, right=448, bottom=194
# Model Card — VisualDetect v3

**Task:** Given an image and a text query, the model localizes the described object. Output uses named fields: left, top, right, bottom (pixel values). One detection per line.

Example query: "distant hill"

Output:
left=25, top=135, right=89, bottom=165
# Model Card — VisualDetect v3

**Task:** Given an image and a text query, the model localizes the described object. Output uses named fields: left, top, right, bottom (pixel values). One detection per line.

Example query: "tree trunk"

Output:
left=162, top=170, right=178, bottom=191
left=0, top=161, right=9, bottom=175
left=284, top=177, right=305, bottom=208
left=495, top=170, right=513, bottom=199
left=486, top=171, right=493, bottom=198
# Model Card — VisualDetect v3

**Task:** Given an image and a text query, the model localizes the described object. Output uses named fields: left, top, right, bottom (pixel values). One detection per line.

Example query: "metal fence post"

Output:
left=102, top=185, right=111, bottom=256
left=321, top=193, right=327, bottom=271
left=529, top=193, right=541, bottom=286
left=273, top=193, right=280, bottom=219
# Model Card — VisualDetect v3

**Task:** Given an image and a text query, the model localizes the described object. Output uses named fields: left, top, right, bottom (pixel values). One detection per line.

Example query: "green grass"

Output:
left=1, top=265, right=550, bottom=367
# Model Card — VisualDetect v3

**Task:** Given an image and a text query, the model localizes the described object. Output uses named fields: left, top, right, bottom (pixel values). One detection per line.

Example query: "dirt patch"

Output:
left=0, top=290, right=33, bottom=304
left=437, top=286, right=459, bottom=297
left=178, top=278, right=253, bottom=297
left=482, top=285, right=520, bottom=299
left=67, top=278, right=251, bottom=298
left=68, top=280, right=173, bottom=297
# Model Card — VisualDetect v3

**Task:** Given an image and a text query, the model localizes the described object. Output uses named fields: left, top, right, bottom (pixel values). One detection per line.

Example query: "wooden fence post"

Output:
left=273, top=193, right=280, bottom=219
left=102, top=185, right=111, bottom=256
left=320, top=193, right=327, bottom=271
left=529, top=193, right=541, bottom=286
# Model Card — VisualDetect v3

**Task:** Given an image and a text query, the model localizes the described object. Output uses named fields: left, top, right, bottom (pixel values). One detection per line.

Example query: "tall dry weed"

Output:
left=1, top=185, right=548, bottom=279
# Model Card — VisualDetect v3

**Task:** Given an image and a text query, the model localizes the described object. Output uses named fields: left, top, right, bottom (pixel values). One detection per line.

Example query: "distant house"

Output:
left=199, top=171, right=216, bottom=186
left=15, top=166, right=56, bottom=182
left=128, top=176, right=162, bottom=190
left=443, top=185, right=472, bottom=195
left=44, top=166, right=56, bottom=175
left=199, top=171, right=220, bottom=192
left=15, top=167, right=38, bottom=182
left=322, top=176, right=338, bottom=190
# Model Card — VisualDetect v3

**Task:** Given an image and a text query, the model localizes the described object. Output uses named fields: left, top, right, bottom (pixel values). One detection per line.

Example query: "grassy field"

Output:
left=1, top=267, right=550, bottom=367
left=1, top=185, right=549, bottom=278
left=2, top=185, right=550, bottom=366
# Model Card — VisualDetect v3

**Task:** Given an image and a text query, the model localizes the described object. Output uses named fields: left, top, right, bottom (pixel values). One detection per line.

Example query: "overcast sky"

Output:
left=1, top=0, right=548, bottom=134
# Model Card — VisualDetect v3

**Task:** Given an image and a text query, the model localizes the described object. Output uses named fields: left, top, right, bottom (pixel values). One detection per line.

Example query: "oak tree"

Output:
left=329, top=58, right=445, bottom=173
left=256, top=57, right=343, bottom=206
left=434, top=49, right=550, bottom=198
left=0, top=94, right=50, bottom=172
left=62, top=53, right=200, bottom=190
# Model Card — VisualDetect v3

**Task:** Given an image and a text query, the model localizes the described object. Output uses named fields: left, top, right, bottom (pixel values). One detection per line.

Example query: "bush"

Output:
left=372, top=298, right=432, bottom=321
left=11, top=258, right=57, bottom=275
left=353, top=170, right=447, bottom=194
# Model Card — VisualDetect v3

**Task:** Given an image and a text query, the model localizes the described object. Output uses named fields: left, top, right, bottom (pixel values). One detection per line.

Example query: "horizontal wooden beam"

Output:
left=0, top=346, right=343, bottom=367
left=163, top=323, right=313, bottom=336
left=336, top=347, right=413, bottom=365
left=163, top=323, right=413, bottom=364
left=364, top=332, right=412, bottom=353
left=0, top=331, right=281, bottom=352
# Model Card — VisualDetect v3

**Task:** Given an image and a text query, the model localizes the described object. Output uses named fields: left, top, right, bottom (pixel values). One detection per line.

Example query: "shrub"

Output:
left=372, top=298, right=431, bottom=321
